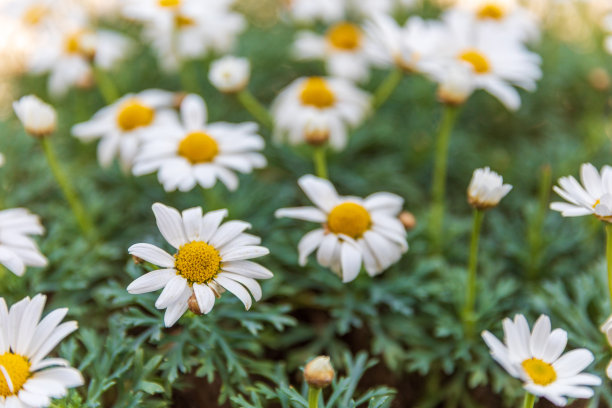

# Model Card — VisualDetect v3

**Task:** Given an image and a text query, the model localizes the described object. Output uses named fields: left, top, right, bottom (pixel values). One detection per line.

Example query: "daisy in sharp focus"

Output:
left=275, top=175, right=408, bottom=283
left=467, top=166, right=512, bottom=210
left=0, top=208, right=47, bottom=277
left=482, top=314, right=601, bottom=406
left=132, top=93, right=266, bottom=192
left=0, top=294, right=83, bottom=407
left=71, top=89, right=178, bottom=170
left=127, top=203, right=273, bottom=327
left=272, top=76, right=370, bottom=150
left=293, top=22, right=381, bottom=83
left=550, top=163, right=612, bottom=220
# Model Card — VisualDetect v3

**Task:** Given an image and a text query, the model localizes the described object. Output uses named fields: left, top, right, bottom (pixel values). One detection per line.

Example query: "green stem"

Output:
left=93, top=67, right=120, bottom=104
left=40, top=138, right=95, bottom=239
left=237, top=89, right=274, bottom=130
left=429, top=106, right=460, bottom=249
left=308, top=387, right=321, bottom=408
left=179, top=60, right=200, bottom=93
left=522, top=392, right=535, bottom=408
left=527, top=164, right=552, bottom=279
left=372, top=68, right=403, bottom=109
left=202, top=187, right=221, bottom=211
left=312, top=147, right=328, bottom=179
left=463, top=209, right=484, bottom=334
left=606, top=223, right=612, bottom=312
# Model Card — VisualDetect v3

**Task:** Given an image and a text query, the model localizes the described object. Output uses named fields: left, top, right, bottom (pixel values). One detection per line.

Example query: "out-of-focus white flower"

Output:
left=600, top=316, right=612, bottom=379
left=425, top=11, right=542, bottom=111
left=122, top=0, right=245, bottom=71
left=72, top=89, right=177, bottom=170
left=604, top=14, right=612, bottom=54
left=208, top=56, right=250, bottom=93
left=275, top=175, right=408, bottom=282
left=272, top=76, right=370, bottom=150
left=293, top=22, right=381, bottom=83
left=132, top=94, right=266, bottom=192
left=0, top=294, right=83, bottom=406
left=365, top=14, right=446, bottom=73
left=127, top=203, right=273, bottom=327
left=550, top=163, right=612, bottom=220
left=483, top=314, right=601, bottom=406
left=467, top=167, right=512, bottom=210
left=0, top=153, right=5, bottom=168
left=0, top=208, right=47, bottom=277
left=284, top=0, right=345, bottom=23
left=13, top=95, right=57, bottom=137
left=436, top=64, right=475, bottom=105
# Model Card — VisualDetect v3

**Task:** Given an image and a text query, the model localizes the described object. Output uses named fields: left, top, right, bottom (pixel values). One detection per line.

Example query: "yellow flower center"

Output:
left=593, top=199, right=601, bottom=209
left=175, top=14, right=195, bottom=27
left=300, top=77, right=336, bottom=109
left=327, top=202, right=371, bottom=239
left=174, top=241, right=221, bottom=284
left=64, top=31, right=84, bottom=54
left=326, top=22, right=362, bottom=51
left=460, top=49, right=491, bottom=74
left=116, top=99, right=155, bottom=132
left=159, top=0, right=181, bottom=7
left=0, top=353, right=31, bottom=397
left=477, top=3, right=505, bottom=20
left=178, top=131, right=219, bottom=164
left=521, top=358, right=557, bottom=386
left=23, top=5, right=47, bottom=25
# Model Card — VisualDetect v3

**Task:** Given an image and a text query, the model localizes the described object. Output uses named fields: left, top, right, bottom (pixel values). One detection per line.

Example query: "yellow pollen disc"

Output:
left=300, top=77, right=336, bottom=109
left=521, top=358, right=557, bottom=386
left=178, top=131, right=219, bottom=164
left=0, top=353, right=31, bottom=397
left=327, top=202, right=371, bottom=239
left=326, top=22, right=362, bottom=51
left=175, top=14, right=195, bottom=27
left=159, top=0, right=181, bottom=7
left=23, top=5, right=47, bottom=25
left=477, top=3, right=505, bottom=20
left=64, top=32, right=83, bottom=54
left=174, top=241, right=221, bottom=284
left=593, top=199, right=601, bottom=209
left=460, top=49, right=491, bottom=74
left=116, top=100, right=155, bottom=132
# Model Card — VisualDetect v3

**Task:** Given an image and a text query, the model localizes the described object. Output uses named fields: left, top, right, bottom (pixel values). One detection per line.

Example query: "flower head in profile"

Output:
left=482, top=314, right=601, bottom=406
left=13, top=95, right=57, bottom=138
left=0, top=294, right=83, bottom=407
left=272, top=76, right=370, bottom=150
left=132, top=94, right=266, bottom=192
left=275, top=175, right=408, bottom=282
left=467, top=167, right=512, bottom=210
left=600, top=316, right=612, bottom=379
left=550, top=163, right=612, bottom=221
left=208, top=55, right=250, bottom=93
left=0, top=208, right=47, bottom=277
left=71, top=89, right=177, bottom=170
left=304, top=356, right=335, bottom=388
left=127, top=203, right=273, bottom=327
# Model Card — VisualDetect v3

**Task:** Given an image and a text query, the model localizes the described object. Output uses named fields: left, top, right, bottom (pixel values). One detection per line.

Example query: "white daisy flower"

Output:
left=208, top=55, right=250, bottom=93
left=482, top=314, right=601, bottom=406
left=550, top=163, right=612, bottom=220
left=600, top=316, right=612, bottom=379
left=436, top=64, right=476, bottom=105
left=275, top=175, right=408, bottom=283
left=127, top=203, right=273, bottom=327
left=467, top=166, right=512, bottom=210
left=122, top=0, right=245, bottom=71
left=0, top=208, right=47, bottom=277
left=132, top=94, right=266, bottom=192
left=0, top=294, right=83, bottom=407
left=284, top=0, right=345, bottom=24
left=293, top=22, right=380, bottom=83
left=365, top=14, right=446, bottom=73
left=271, top=76, right=370, bottom=150
left=0, top=153, right=5, bottom=168
left=13, top=95, right=57, bottom=138
left=424, top=11, right=542, bottom=111
left=604, top=14, right=612, bottom=55
left=71, top=89, right=178, bottom=170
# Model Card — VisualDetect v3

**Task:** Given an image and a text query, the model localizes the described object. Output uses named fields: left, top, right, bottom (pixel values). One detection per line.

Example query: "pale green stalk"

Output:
left=237, top=89, right=274, bottom=130
left=606, top=223, right=612, bottom=312
left=463, top=209, right=484, bottom=334
left=372, top=69, right=403, bottom=109
left=93, top=67, right=120, bottom=104
left=313, top=147, right=328, bottom=179
left=308, top=387, right=321, bottom=408
left=522, top=392, right=535, bottom=408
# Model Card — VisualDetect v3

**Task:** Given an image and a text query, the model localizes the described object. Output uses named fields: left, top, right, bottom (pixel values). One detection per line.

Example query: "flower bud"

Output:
left=209, top=56, right=250, bottom=93
left=13, top=95, right=57, bottom=138
left=399, top=211, right=416, bottom=230
left=304, top=356, right=334, bottom=388
left=437, top=65, right=475, bottom=106
left=188, top=293, right=203, bottom=315
left=467, top=167, right=512, bottom=210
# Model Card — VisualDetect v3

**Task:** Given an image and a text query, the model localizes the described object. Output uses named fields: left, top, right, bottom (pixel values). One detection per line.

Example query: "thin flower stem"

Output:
left=308, top=386, right=321, bottom=408
left=372, top=68, right=403, bottom=109
left=463, top=208, right=484, bottom=334
left=606, top=223, right=612, bottom=312
left=40, top=138, right=95, bottom=239
left=237, top=89, right=274, bottom=130
left=180, top=60, right=200, bottom=93
left=429, top=105, right=460, bottom=249
left=93, top=67, right=120, bottom=104
left=522, top=392, right=535, bottom=408
left=527, top=164, right=551, bottom=279
left=202, top=187, right=221, bottom=211
left=313, top=147, right=328, bottom=179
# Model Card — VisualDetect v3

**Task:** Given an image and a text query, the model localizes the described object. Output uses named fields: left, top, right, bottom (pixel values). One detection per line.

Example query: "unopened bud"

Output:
left=188, top=293, right=203, bottom=315
left=132, top=255, right=144, bottom=264
left=13, top=95, right=57, bottom=138
left=399, top=211, right=416, bottom=230
left=304, top=115, right=330, bottom=146
left=588, top=68, right=610, bottom=92
left=304, top=356, right=334, bottom=388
